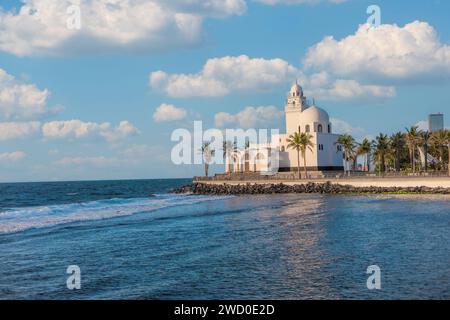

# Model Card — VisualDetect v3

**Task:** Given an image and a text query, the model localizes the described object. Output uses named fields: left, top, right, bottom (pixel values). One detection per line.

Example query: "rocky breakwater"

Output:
left=172, top=182, right=450, bottom=195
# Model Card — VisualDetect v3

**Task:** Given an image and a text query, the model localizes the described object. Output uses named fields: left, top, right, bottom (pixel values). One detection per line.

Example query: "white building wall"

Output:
left=316, top=133, right=344, bottom=169
left=279, top=133, right=319, bottom=170
left=285, top=109, right=302, bottom=134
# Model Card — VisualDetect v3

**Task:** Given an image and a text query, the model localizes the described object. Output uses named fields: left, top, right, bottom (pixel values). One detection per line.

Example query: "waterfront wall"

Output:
left=173, top=181, right=450, bottom=195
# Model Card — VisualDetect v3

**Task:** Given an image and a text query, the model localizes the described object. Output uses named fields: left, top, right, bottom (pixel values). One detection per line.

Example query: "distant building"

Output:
left=428, top=113, right=444, bottom=132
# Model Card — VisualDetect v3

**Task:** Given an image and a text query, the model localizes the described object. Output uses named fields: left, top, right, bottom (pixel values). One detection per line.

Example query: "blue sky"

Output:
left=0, top=0, right=449, bottom=182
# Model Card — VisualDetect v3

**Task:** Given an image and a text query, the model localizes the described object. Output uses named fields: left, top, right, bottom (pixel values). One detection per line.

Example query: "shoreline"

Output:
left=173, top=178, right=450, bottom=195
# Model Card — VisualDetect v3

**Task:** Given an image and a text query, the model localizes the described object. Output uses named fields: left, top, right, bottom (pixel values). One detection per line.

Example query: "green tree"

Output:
left=390, top=132, right=405, bottom=172
left=372, top=133, right=390, bottom=173
left=420, top=131, right=432, bottom=172
left=199, top=141, right=215, bottom=177
left=431, top=130, right=449, bottom=171
left=446, top=129, right=450, bottom=176
left=405, top=126, right=421, bottom=172
left=335, top=134, right=356, bottom=176
left=222, top=140, right=237, bottom=174
left=357, top=138, right=372, bottom=172
left=287, top=131, right=315, bottom=179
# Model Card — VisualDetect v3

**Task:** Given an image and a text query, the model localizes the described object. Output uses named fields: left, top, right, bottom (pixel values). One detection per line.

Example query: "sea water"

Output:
left=0, top=179, right=449, bottom=299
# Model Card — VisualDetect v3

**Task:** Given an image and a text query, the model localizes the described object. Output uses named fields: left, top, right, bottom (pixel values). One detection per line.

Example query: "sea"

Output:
left=0, top=179, right=449, bottom=299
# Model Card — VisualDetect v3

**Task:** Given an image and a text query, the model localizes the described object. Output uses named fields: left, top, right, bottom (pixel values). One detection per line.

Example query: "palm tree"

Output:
left=335, top=134, right=356, bottom=176
left=287, top=131, right=315, bottom=179
left=351, top=142, right=361, bottom=171
left=446, top=129, right=450, bottom=176
left=420, top=131, right=431, bottom=172
left=405, top=126, right=421, bottom=172
left=373, top=133, right=390, bottom=173
left=357, top=138, right=372, bottom=172
left=431, top=130, right=449, bottom=171
left=222, top=140, right=237, bottom=173
left=390, top=132, right=405, bottom=172
left=199, top=141, right=215, bottom=177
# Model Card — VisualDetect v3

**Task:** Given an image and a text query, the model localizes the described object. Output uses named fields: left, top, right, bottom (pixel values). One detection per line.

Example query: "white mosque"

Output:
left=225, top=82, right=344, bottom=175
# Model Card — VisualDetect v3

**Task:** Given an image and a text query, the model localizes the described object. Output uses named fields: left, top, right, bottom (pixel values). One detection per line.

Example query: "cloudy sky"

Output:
left=0, top=0, right=449, bottom=182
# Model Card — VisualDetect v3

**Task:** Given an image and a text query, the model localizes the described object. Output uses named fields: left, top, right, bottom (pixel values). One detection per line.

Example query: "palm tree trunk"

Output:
left=297, top=150, right=301, bottom=180
left=205, top=163, right=209, bottom=177
left=424, top=144, right=428, bottom=172
left=347, top=157, right=351, bottom=176
left=343, top=157, right=347, bottom=176
left=448, top=143, right=450, bottom=177
left=303, top=151, right=307, bottom=179
left=396, top=149, right=400, bottom=172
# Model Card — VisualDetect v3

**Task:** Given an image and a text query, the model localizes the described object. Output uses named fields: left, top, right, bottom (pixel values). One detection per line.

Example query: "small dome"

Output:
left=290, top=82, right=303, bottom=96
left=301, top=106, right=329, bottom=123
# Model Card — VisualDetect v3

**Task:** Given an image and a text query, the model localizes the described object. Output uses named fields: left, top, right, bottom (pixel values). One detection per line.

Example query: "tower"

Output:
left=285, top=80, right=307, bottom=112
left=428, top=113, right=444, bottom=132
left=285, top=81, right=307, bottom=134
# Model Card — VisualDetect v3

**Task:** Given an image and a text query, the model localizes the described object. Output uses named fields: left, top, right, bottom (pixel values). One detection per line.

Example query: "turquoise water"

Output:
left=0, top=179, right=449, bottom=299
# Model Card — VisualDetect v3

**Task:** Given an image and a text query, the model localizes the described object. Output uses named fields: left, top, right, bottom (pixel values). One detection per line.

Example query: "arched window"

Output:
left=298, top=126, right=301, bottom=133
left=305, top=125, right=310, bottom=133
left=281, top=146, right=285, bottom=152
left=256, top=153, right=265, bottom=160
left=328, top=124, right=331, bottom=133
left=318, top=124, right=323, bottom=133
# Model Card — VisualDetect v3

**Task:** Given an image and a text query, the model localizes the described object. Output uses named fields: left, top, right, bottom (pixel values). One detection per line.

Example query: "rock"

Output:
left=171, top=182, right=450, bottom=196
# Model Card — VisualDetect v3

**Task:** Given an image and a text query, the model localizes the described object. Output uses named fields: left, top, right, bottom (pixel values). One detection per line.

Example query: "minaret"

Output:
left=285, top=81, right=307, bottom=134
left=285, top=80, right=307, bottom=112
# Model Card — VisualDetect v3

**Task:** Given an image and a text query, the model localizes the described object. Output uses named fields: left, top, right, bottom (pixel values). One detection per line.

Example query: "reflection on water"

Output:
left=0, top=193, right=449, bottom=299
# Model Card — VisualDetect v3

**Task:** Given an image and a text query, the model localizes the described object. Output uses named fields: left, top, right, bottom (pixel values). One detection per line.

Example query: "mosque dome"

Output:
left=300, top=105, right=329, bottom=124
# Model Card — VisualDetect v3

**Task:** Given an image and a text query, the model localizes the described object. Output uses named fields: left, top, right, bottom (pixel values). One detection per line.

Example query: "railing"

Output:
left=194, top=170, right=450, bottom=182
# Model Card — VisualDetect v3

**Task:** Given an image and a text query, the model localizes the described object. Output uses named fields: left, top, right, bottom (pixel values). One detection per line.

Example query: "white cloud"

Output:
left=153, top=103, right=187, bottom=122
left=215, top=106, right=283, bottom=129
left=119, top=143, right=168, bottom=161
left=304, top=21, right=450, bottom=83
left=331, top=118, right=366, bottom=137
left=0, top=151, right=26, bottom=162
left=415, top=120, right=428, bottom=132
left=150, top=54, right=394, bottom=102
left=0, top=69, right=55, bottom=119
left=54, top=156, right=122, bottom=167
left=256, top=0, right=347, bottom=4
left=307, top=78, right=396, bottom=102
left=101, top=120, right=140, bottom=142
left=150, top=55, right=298, bottom=97
left=42, top=119, right=138, bottom=141
left=0, top=0, right=246, bottom=56
left=0, top=121, right=41, bottom=140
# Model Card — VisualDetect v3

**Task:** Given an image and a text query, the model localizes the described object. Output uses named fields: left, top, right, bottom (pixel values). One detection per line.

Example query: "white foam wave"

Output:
left=0, top=194, right=229, bottom=235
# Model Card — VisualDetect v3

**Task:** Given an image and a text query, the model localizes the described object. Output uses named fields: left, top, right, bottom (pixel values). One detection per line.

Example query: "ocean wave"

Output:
left=0, top=194, right=230, bottom=235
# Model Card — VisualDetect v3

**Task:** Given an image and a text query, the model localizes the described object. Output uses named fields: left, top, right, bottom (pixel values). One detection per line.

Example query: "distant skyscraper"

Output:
left=428, top=113, right=444, bottom=132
